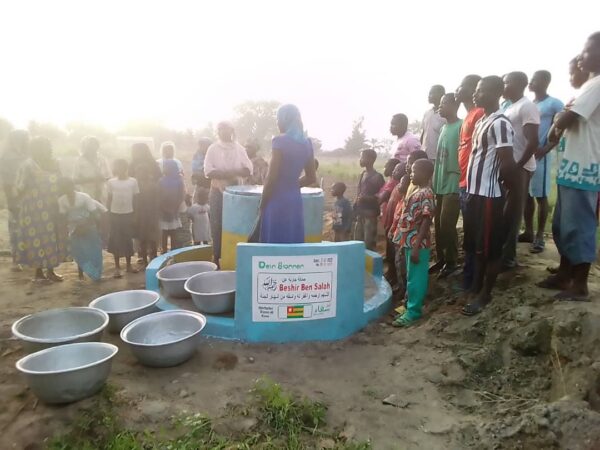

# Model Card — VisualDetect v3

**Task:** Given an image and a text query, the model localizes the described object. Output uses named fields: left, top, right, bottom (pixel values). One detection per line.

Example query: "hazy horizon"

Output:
left=2, top=0, right=598, bottom=150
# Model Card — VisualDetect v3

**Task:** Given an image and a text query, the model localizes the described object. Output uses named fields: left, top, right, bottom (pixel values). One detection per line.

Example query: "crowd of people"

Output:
left=0, top=32, right=598, bottom=329
left=0, top=122, right=273, bottom=281
left=333, top=32, right=600, bottom=326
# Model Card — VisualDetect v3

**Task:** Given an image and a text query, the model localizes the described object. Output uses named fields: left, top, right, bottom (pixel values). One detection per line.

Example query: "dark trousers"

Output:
left=502, top=168, right=531, bottom=266
left=459, top=187, right=474, bottom=289
left=209, top=189, right=223, bottom=261
left=434, top=193, right=460, bottom=267
left=385, top=238, right=398, bottom=285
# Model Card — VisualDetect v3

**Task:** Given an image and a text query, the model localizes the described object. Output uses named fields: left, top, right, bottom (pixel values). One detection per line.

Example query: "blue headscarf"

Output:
left=277, top=104, right=307, bottom=143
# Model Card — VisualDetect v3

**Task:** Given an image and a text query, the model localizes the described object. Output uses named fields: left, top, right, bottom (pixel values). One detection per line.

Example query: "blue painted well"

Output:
left=147, top=241, right=392, bottom=343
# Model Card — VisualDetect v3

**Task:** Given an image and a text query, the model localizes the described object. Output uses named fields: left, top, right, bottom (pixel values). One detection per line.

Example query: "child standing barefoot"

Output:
left=392, top=159, right=435, bottom=327
left=187, top=189, right=211, bottom=245
left=353, top=149, right=385, bottom=251
left=58, top=178, right=107, bottom=281
left=330, top=182, right=352, bottom=242
left=107, top=159, right=139, bottom=278
left=159, top=159, right=185, bottom=253
left=135, top=163, right=160, bottom=266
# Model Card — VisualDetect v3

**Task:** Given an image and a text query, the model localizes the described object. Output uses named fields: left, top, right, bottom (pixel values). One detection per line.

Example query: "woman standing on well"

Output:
left=260, top=104, right=316, bottom=243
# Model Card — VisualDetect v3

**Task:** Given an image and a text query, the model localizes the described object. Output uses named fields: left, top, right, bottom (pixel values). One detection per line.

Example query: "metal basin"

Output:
left=156, top=261, right=218, bottom=298
left=120, top=310, right=206, bottom=367
left=16, top=342, right=118, bottom=404
left=185, top=271, right=236, bottom=314
left=89, top=290, right=160, bottom=333
left=12, top=307, right=109, bottom=352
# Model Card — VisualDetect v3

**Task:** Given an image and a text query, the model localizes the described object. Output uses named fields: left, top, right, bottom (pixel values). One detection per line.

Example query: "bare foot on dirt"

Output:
left=536, top=275, right=570, bottom=291
left=126, top=266, right=139, bottom=274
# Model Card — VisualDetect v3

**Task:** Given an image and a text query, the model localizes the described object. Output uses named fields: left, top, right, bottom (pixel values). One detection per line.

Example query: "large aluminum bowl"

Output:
left=89, top=290, right=160, bottom=333
left=156, top=261, right=218, bottom=298
left=185, top=271, right=236, bottom=314
left=12, top=307, right=109, bottom=352
left=16, top=342, right=118, bottom=404
left=120, top=310, right=206, bottom=367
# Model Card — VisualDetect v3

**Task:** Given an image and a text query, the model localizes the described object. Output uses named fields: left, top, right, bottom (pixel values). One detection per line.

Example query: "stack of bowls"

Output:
left=89, top=290, right=160, bottom=333
left=156, top=261, right=217, bottom=298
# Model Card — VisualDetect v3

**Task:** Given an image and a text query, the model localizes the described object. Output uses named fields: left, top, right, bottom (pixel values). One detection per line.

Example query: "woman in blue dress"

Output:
left=260, top=104, right=317, bottom=243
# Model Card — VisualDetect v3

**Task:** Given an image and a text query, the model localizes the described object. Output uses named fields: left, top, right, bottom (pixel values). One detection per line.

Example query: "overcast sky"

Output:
left=2, top=0, right=598, bottom=149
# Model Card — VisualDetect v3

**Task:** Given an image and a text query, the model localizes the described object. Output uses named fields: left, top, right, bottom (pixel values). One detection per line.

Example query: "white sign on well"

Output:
left=251, top=255, right=338, bottom=322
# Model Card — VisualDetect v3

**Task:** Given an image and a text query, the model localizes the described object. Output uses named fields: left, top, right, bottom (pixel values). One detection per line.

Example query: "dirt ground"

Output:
left=2, top=214, right=600, bottom=448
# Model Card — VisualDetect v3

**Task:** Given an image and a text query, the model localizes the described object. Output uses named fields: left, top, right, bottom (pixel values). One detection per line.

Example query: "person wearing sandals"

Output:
left=431, top=94, right=463, bottom=279
left=391, top=159, right=435, bottom=327
left=462, top=76, right=517, bottom=316
left=500, top=72, right=540, bottom=270
left=538, top=33, right=600, bottom=302
left=14, top=137, right=67, bottom=282
left=536, top=57, right=590, bottom=276
left=107, top=159, right=140, bottom=278
left=521, top=71, right=564, bottom=254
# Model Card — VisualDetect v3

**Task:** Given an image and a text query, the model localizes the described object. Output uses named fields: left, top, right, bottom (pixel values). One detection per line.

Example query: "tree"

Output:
left=344, top=117, right=366, bottom=154
left=233, top=100, right=281, bottom=151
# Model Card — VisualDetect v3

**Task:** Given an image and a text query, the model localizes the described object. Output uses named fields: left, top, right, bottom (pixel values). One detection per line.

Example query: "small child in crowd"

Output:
left=187, top=189, right=211, bottom=245
left=158, top=159, right=185, bottom=253
left=354, top=149, right=385, bottom=251
left=175, top=194, right=193, bottom=248
left=107, top=159, right=140, bottom=278
left=378, top=158, right=401, bottom=285
left=392, top=159, right=435, bottom=327
left=135, top=163, right=160, bottom=266
left=330, top=182, right=353, bottom=242
left=390, top=150, right=428, bottom=300
left=58, top=178, right=107, bottom=281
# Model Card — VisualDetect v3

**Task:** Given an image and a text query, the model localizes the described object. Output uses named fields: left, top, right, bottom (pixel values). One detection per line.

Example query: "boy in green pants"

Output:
left=392, top=159, right=435, bottom=327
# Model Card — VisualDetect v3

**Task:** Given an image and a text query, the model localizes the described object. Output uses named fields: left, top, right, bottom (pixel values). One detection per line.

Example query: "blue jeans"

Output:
left=553, top=185, right=599, bottom=264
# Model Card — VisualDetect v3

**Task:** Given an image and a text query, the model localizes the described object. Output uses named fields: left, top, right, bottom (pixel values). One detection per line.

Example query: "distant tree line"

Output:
left=0, top=101, right=323, bottom=160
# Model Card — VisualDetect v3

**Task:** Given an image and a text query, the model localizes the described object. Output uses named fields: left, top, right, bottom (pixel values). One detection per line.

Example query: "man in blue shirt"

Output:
left=521, top=71, right=564, bottom=253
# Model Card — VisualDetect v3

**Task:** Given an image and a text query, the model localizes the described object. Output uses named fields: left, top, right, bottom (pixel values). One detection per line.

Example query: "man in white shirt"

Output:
left=421, top=85, right=447, bottom=161
left=501, top=72, right=540, bottom=269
